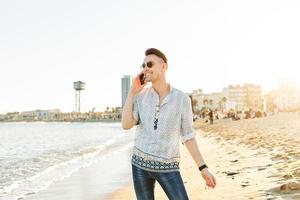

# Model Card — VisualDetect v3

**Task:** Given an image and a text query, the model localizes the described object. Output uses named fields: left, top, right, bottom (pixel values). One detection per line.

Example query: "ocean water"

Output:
left=0, top=122, right=134, bottom=200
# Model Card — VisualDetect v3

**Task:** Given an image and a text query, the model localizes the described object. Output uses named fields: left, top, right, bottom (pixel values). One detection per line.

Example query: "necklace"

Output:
left=154, top=105, right=160, bottom=130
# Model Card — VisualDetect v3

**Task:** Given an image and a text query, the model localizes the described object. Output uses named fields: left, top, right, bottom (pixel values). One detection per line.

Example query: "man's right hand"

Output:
left=130, top=71, right=147, bottom=95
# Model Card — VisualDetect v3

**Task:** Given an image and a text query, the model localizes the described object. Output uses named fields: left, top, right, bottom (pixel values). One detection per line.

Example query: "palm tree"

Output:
left=115, top=106, right=121, bottom=113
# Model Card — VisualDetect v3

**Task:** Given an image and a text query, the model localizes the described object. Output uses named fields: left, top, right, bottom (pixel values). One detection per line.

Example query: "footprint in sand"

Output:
left=282, top=173, right=293, bottom=180
left=271, top=154, right=290, bottom=161
left=224, top=171, right=239, bottom=176
left=241, top=181, right=250, bottom=188
left=292, top=168, right=300, bottom=176
left=274, top=181, right=300, bottom=193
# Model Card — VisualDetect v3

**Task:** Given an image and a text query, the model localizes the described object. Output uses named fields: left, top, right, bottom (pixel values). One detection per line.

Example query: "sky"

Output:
left=1, top=0, right=300, bottom=114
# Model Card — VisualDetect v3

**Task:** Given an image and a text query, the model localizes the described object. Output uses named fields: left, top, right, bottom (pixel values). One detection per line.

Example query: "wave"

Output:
left=0, top=133, right=133, bottom=200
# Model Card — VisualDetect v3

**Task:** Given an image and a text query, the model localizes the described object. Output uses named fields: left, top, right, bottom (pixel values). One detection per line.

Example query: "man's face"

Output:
left=142, top=55, right=166, bottom=83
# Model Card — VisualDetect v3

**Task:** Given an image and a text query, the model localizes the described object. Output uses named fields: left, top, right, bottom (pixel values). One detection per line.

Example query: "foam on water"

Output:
left=0, top=122, right=135, bottom=200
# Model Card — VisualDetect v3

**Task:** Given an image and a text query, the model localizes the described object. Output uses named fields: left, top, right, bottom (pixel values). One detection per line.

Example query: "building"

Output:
left=3, top=112, right=19, bottom=121
left=203, top=92, right=224, bottom=110
left=35, top=109, right=61, bottom=121
left=224, top=85, right=244, bottom=110
left=267, top=80, right=300, bottom=111
left=121, top=75, right=132, bottom=108
left=265, top=89, right=277, bottom=112
left=224, top=84, right=263, bottom=111
left=191, top=89, right=225, bottom=111
left=243, top=84, right=263, bottom=110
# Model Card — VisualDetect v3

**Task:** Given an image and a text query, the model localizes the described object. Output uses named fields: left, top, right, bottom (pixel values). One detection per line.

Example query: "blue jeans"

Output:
left=132, top=164, right=189, bottom=200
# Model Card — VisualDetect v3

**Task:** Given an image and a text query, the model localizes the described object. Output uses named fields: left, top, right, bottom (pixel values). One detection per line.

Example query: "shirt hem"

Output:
left=131, top=162, right=180, bottom=173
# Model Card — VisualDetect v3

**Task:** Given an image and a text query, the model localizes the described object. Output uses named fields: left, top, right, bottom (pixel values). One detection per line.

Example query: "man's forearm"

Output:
left=184, top=138, right=206, bottom=167
left=121, top=90, right=136, bottom=129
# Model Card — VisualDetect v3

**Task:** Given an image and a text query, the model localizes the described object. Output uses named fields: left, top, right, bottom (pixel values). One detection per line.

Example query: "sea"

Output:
left=0, top=122, right=135, bottom=200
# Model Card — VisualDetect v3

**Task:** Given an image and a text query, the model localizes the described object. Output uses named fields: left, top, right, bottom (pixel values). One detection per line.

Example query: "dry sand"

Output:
left=107, top=113, right=300, bottom=200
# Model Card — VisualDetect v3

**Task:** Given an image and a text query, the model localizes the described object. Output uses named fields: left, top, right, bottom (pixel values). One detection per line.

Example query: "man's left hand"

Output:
left=201, top=168, right=216, bottom=188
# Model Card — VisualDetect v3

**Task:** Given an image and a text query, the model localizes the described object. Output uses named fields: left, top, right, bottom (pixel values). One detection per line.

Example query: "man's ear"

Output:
left=163, top=63, right=168, bottom=71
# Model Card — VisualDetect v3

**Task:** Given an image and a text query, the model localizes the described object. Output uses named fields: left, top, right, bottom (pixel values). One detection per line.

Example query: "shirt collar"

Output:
left=150, top=83, right=173, bottom=106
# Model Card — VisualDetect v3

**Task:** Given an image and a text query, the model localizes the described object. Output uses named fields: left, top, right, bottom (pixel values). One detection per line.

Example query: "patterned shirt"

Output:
left=131, top=85, right=196, bottom=172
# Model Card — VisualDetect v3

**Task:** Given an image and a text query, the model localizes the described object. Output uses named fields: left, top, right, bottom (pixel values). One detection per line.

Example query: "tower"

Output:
left=73, top=81, right=85, bottom=112
left=121, top=75, right=132, bottom=108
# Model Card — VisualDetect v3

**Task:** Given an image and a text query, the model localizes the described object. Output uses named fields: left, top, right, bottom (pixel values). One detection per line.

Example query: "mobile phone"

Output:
left=139, top=73, right=145, bottom=85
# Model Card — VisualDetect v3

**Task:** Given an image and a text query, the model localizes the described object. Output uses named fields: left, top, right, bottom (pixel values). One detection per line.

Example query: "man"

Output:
left=208, top=109, right=214, bottom=124
left=122, top=48, right=216, bottom=200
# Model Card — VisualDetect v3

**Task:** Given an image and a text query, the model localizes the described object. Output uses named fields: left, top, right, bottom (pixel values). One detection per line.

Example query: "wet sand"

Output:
left=108, top=113, right=300, bottom=199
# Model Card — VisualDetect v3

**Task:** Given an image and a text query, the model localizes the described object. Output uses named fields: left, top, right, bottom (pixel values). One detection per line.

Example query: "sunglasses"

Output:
left=141, top=61, right=154, bottom=69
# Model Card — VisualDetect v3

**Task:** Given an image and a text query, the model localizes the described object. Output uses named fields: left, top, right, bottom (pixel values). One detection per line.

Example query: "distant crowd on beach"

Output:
left=193, top=108, right=269, bottom=124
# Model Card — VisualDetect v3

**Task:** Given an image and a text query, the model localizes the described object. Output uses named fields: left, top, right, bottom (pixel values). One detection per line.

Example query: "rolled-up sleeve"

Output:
left=180, top=95, right=196, bottom=143
left=133, top=96, right=140, bottom=125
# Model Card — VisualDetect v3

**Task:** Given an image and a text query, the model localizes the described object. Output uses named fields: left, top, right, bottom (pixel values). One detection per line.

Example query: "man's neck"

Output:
left=152, top=79, right=170, bottom=98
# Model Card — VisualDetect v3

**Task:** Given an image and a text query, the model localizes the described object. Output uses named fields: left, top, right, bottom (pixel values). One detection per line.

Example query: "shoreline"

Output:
left=23, top=144, right=133, bottom=200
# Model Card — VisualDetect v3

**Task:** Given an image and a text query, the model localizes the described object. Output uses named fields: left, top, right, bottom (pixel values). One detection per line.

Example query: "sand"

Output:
left=107, top=113, right=300, bottom=200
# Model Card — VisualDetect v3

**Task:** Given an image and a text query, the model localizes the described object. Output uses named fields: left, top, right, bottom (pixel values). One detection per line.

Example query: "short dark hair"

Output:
left=145, top=48, right=167, bottom=63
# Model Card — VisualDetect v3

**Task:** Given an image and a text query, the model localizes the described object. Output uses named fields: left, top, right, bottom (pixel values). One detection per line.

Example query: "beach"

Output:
left=108, top=112, right=300, bottom=200
left=2, top=113, right=299, bottom=200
